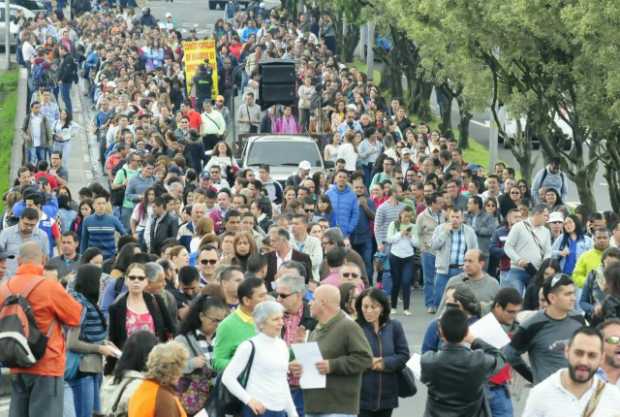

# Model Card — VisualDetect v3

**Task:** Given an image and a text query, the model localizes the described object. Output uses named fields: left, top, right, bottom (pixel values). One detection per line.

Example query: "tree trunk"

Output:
left=604, top=165, right=620, bottom=213
left=408, top=76, right=433, bottom=122
left=572, top=168, right=597, bottom=214
left=509, top=118, right=536, bottom=181
left=435, top=86, right=452, bottom=135
left=342, top=24, right=360, bottom=62
left=458, top=110, right=472, bottom=149
left=375, top=47, right=403, bottom=99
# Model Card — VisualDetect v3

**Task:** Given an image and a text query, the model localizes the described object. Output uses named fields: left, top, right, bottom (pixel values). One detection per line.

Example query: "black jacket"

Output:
left=58, top=54, right=77, bottom=84
left=359, top=320, right=410, bottom=411
left=265, top=249, right=313, bottom=287
left=421, top=339, right=504, bottom=417
left=150, top=212, right=179, bottom=255
left=105, top=292, right=176, bottom=374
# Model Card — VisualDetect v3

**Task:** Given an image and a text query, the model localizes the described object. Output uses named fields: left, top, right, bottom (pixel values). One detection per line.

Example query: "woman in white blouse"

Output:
left=337, top=130, right=358, bottom=172
left=52, top=109, right=80, bottom=159
left=222, top=300, right=298, bottom=417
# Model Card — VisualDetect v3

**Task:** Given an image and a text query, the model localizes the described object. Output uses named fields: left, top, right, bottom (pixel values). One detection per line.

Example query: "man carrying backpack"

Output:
left=0, top=241, right=82, bottom=417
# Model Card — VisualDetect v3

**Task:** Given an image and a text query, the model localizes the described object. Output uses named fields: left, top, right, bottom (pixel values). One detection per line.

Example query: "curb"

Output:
left=9, top=67, right=27, bottom=181
left=75, top=81, right=107, bottom=188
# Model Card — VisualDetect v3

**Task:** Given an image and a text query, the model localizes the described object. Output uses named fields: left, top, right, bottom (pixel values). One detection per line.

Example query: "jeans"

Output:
left=389, top=254, right=414, bottom=310
left=52, top=140, right=72, bottom=160
left=69, top=374, right=102, bottom=417
left=421, top=252, right=436, bottom=308
left=501, top=268, right=531, bottom=295
left=291, top=388, right=304, bottom=417
left=433, top=267, right=463, bottom=308
left=485, top=385, right=513, bottom=417
left=120, top=207, right=133, bottom=230
left=362, top=163, right=374, bottom=188
left=352, top=240, right=374, bottom=286
left=28, top=146, right=48, bottom=164
left=60, top=82, right=73, bottom=115
left=63, top=381, right=76, bottom=417
left=10, top=374, right=64, bottom=417
left=241, top=406, right=287, bottom=417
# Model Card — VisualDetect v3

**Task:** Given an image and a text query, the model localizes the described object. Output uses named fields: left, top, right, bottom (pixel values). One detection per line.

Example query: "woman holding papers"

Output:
left=355, top=288, right=411, bottom=417
left=222, top=300, right=298, bottom=417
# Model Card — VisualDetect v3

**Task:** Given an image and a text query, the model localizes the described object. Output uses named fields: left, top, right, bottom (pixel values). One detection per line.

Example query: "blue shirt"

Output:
left=563, top=238, right=578, bottom=275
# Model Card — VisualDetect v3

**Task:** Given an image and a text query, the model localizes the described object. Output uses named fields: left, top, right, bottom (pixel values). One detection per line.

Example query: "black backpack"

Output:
left=0, top=278, right=55, bottom=368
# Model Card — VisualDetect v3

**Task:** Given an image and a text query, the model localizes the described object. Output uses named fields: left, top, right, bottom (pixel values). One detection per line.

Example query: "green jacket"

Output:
left=213, top=309, right=256, bottom=371
left=303, top=311, right=373, bottom=415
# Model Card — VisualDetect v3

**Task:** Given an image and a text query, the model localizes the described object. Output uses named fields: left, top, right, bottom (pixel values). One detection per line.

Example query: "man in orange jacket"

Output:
left=1, top=241, right=82, bottom=417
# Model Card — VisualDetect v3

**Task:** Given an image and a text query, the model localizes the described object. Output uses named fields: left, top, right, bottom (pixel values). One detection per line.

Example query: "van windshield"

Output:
left=246, top=141, right=322, bottom=167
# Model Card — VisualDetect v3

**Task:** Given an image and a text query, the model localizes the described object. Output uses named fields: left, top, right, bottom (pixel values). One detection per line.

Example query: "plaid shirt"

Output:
left=283, top=303, right=304, bottom=387
left=194, top=329, right=215, bottom=367
left=449, top=227, right=466, bottom=266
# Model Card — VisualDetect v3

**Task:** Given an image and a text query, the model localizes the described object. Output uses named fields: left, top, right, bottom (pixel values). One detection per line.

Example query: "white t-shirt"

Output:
left=522, top=369, right=620, bottom=417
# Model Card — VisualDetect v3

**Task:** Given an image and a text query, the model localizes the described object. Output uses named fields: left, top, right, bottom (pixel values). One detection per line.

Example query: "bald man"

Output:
left=1, top=241, right=82, bottom=417
left=302, top=284, right=372, bottom=416
left=438, top=249, right=500, bottom=314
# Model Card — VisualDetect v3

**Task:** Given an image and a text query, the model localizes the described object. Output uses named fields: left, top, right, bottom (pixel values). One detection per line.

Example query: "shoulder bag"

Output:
left=581, top=380, right=606, bottom=417
left=176, top=334, right=214, bottom=416
left=205, top=340, right=256, bottom=417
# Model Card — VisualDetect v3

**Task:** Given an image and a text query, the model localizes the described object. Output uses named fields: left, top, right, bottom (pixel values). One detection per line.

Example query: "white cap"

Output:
left=299, top=160, right=311, bottom=171
left=547, top=211, right=565, bottom=223
left=165, top=12, right=172, bottom=18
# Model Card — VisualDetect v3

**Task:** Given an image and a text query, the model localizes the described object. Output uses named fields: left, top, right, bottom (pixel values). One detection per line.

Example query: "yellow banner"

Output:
left=183, top=39, right=219, bottom=97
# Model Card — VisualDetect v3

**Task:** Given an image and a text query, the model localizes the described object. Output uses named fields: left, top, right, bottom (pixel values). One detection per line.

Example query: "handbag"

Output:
left=176, top=335, right=214, bottom=416
left=110, top=168, right=127, bottom=206
left=64, top=350, right=81, bottom=381
left=204, top=340, right=256, bottom=417
left=396, top=365, right=417, bottom=398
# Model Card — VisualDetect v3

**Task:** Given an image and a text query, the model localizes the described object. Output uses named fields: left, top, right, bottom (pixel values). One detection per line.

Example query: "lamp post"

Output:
left=2, top=0, right=10, bottom=70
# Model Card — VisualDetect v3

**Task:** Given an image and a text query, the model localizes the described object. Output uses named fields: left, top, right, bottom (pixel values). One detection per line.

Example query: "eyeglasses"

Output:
left=605, top=336, right=620, bottom=345
left=200, top=259, right=218, bottom=265
left=205, top=316, right=223, bottom=324
left=305, top=208, right=315, bottom=213
left=549, top=273, right=564, bottom=289
left=342, top=273, right=359, bottom=278
left=127, top=275, right=146, bottom=281
left=510, top=191, right=521, bottom=195
left=276, top=292, right=295, bottom=299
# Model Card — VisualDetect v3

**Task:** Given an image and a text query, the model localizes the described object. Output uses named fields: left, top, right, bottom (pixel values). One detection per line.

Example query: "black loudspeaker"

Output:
left=258, top=60, right=297, bottom=109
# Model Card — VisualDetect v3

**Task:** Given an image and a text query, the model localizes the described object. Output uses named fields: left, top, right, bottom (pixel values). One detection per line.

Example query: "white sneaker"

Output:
left=403, top=310, right=412, bottom=316
left=390, top=308, right=398, bottom=315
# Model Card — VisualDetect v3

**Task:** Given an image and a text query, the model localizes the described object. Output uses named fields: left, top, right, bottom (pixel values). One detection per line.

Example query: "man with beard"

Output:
left=522, top=327, right=620, bottom=417
left=596, top=319, right=620, bottom=386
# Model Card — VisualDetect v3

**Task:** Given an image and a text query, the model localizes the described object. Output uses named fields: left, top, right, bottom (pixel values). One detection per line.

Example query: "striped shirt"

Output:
left=374, top=200, right=405, bottom=245
left=449, top=227, right=466, bottom=266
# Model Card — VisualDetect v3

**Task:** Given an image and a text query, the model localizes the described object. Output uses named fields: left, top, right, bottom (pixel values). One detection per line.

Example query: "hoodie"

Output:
left=326, top=184, right=359, bottom=237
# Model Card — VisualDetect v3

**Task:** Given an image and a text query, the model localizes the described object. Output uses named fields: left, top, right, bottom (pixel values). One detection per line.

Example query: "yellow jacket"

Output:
left=572, top=248, right=604, bottom=288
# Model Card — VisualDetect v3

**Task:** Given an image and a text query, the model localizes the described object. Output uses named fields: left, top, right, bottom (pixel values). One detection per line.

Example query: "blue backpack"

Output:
left=31, top=63, right=52, bottom=90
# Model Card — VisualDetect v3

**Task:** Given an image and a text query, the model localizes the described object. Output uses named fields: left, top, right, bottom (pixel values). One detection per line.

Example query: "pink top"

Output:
left=126, top=308, right=155, bottom=337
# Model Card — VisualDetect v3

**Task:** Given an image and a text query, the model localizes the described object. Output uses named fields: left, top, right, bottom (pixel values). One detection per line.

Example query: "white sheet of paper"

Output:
left=194, top=409, right=208, bottom=417
left=291, top=342, right=326, bottom=389
left=470, top=313, right=511, bottom=349
left=406, top=353, right=421, bottom=380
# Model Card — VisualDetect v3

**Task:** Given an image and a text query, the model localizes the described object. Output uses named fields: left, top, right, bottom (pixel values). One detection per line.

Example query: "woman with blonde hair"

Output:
left=128, top=341, right=189, bottom=417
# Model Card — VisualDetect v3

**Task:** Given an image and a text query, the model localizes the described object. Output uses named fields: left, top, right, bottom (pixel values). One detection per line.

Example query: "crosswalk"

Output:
left=0, top=396, right=9, bottom=417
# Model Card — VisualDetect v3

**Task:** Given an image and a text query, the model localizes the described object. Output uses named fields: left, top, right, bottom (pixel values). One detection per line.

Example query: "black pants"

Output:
left=359, top=409, right=393, bottom=417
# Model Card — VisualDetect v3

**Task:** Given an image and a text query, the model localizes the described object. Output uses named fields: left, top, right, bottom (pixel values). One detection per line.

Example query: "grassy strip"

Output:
left=0, top=70, right=19, bottom=211
left=350, top=60, right=383, bottom=86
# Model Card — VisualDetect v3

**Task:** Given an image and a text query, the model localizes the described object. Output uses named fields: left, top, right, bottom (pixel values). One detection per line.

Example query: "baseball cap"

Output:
left=0, top=250, right=15, bottom=260
left=165, top=12, right=172, bottom=18
left=200, top=171, right=211, bottom=180
left=401, top=148, right=411, bottom=155
left=547, top=211, right=564, bottom=224
left=299, top=160, right=311, bottom=171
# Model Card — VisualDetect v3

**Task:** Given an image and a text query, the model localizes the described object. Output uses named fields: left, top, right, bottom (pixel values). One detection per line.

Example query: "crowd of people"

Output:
left=1, top=1, right=620, bottom=417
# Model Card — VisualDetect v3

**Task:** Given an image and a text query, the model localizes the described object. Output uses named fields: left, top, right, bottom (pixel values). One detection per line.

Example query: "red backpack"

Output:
left=0, top=277, right=55, bottom=368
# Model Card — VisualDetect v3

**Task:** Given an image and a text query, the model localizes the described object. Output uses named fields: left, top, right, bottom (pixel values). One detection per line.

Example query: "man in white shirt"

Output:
left=290, top=214, right=322, bottom=282
left=522, top=327, right=620, bottom=417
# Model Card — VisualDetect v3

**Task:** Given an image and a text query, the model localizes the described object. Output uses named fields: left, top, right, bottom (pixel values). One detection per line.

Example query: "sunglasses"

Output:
left=127, top=275, right=146, bottom=281
left=605, top=336, right=620, bottom=345
left=305, top=208, right=315, bottom=213
left=200, top=259, right=218, bottom=265
left=276, top=292, right=295, bottom=299
left=342, top=273, right=359, bottom=278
